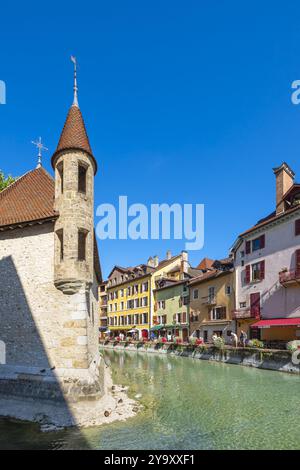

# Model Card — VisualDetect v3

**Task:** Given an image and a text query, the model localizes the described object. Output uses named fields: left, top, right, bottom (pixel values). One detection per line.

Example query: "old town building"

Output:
left=106, top=251, right=197, bottom=339
left=99, top=281, right=108, bottom=339
left=0, top=66, right=103, bottom=406
left=189, top=258, right=235, bottom=342
left=232, top=162, right=300, bottom=345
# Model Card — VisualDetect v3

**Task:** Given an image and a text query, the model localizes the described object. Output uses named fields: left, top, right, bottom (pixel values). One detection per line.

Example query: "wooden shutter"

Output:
left=295, top=219, right=300, bottom=236
left=245, top=241, right=251, bottom=254
left=220, top=307, right=226, bottom=319
left=260, top=260, right=265, bottom=280
left=182, top=312, right=187, bottom=323
left=245, top=265, right=251, bottom=284
left=296, top=249, right=300, bottom=274
left=250, top=292, right=260, bottom=319
left=260, top=234, right=265, bottom=249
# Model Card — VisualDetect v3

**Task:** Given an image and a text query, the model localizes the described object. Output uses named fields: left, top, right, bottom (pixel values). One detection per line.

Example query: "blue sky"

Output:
left=1, top=1, right=300, bottom=277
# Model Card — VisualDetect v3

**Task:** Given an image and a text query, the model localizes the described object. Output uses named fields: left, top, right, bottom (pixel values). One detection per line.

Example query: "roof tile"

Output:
left=0, top=167, right=57, bottom=228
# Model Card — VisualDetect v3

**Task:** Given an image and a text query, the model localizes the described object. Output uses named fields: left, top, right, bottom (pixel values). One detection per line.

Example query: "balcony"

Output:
left=232, top=308, right=252, bottom=319
left=202, top=296, right=216, bottom=305
left=279, top=269, right=300, bottom=286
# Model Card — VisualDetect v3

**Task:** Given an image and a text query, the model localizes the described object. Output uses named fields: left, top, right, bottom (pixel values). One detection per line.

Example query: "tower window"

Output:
left=56, top=229, right=64, bottom=261
left=78, top=229, right=88, bottom=261
left=78, top=163, right=88, bottom=193
left=57, top=162, right=64, bottom=193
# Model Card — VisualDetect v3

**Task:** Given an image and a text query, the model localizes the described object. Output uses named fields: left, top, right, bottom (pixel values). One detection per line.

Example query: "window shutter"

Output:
left=183, top=312, right=187, bottom=323
left=260, top=260, right=265, bottom=280
left=260, top=234, right=265, bottom=249
left=245, top=241, right=251, bottom=254
left=245, top=265, right=251, bottom=284
left=295, top=219, right=300, bottom=236
left=296, top=249, right=300, bottom=273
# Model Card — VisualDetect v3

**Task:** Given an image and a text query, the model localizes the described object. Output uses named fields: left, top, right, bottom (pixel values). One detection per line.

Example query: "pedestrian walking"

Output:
left=231, top=332, right=238, bottom=348
left=240, top=330, right=247, bottom=347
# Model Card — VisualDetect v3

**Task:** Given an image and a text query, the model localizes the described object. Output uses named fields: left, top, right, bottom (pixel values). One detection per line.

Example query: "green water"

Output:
left=1, top=350, right=300, bottom=449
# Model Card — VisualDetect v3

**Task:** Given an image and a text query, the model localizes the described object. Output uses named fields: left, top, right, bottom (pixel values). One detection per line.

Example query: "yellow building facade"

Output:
left=106, top=251, right=190, bottom=339
left=107, top=269, right=152, bottom=338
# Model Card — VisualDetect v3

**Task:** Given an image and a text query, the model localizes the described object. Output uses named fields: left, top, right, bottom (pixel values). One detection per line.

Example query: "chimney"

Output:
left=147, top=256, right=154, bottom=268
left=166, top=250, right=172, bottom=260
left=273, top=162, right=295, bottom=215
left=181, top=250, right=189, bottom=274
left=153, top=255, right=159, bottom=267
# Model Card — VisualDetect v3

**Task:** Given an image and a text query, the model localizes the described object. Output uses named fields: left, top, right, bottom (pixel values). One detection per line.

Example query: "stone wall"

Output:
left=0, top=222, right=100, bottom=379
left=100, top=341, right=300, bottom=375
left=54, top=150, right=95, bottom=292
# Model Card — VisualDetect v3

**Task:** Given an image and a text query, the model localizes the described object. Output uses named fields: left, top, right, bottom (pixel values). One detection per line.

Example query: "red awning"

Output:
left=251, top=318, right=300, bottom=328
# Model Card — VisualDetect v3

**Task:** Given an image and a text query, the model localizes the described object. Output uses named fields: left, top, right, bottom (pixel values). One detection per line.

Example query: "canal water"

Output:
left=1, top=349, right=300, bottom=450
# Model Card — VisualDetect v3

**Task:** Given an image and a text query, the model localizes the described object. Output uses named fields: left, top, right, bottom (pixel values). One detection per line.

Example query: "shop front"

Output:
left=251, top=318, right=300, bottom=347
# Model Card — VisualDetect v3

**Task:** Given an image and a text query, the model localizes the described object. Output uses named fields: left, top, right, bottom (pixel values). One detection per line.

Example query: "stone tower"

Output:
left=49, top=62, right=101, bottom=375
left=51, top=103, right=97, bottom=294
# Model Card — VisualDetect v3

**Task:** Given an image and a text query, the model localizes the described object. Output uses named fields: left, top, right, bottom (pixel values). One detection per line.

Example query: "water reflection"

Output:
left=1, top=350, right=300, bottom=449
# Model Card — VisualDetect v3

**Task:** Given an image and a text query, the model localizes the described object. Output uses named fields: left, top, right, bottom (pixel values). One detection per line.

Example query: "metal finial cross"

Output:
left=31, top=137, right=48, bottom=168
left=71, top=55, right=79, bottom=107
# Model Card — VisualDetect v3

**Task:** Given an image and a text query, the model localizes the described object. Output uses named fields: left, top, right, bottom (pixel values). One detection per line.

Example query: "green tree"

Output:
left=0, top=170, right=16, bottom=191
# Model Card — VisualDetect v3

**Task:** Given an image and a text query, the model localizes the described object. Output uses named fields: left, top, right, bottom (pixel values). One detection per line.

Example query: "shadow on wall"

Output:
left=0, top=255, right=91, bottom=449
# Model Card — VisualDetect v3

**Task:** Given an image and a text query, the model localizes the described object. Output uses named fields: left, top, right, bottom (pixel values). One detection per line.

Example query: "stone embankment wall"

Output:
left=0, top=356, right=105, bottom=403
left=100, top=341, right=300, bottom=375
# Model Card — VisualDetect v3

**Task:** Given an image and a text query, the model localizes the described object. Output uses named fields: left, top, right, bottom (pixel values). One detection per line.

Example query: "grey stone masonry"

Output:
left=54, top=150, right=95, bottom=293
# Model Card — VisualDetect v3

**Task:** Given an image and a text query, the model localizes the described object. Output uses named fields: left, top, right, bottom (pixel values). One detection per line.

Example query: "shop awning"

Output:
left=251, top=318, right=300, bottom=328
left=150, top=324, right=164, bottom=331
left=164, top=324, right=188, bottom=330
left=109, top=326, right=134, bottom=330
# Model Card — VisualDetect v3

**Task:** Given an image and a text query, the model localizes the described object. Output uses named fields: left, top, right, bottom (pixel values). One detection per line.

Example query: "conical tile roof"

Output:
left=51, top=105, right=97, bottom=173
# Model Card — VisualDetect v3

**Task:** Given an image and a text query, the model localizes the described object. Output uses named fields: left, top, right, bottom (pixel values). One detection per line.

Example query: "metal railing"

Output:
left=232, top=308, right=252, bottom=319
left=279, top=269, right=300, bottom=284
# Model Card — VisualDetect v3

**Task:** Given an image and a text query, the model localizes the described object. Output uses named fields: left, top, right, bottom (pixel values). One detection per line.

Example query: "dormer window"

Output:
left=78, top=163, right=88, bottom=193
left=292, top=193, right=300, bottom=206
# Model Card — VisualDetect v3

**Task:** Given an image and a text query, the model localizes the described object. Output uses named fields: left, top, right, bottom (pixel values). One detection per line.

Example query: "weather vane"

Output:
left=71, top=55, right=78, bottom=107
left=31, top=137, right=48, bottom=168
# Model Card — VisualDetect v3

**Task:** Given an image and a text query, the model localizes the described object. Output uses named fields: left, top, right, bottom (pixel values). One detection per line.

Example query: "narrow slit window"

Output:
left=56, top=229, right=64, bottom=261
left=57, top=162, right=64, bottom=193
left=78, top=229, right=88, bottom=261
left=78, top=164, right=87, bottom=193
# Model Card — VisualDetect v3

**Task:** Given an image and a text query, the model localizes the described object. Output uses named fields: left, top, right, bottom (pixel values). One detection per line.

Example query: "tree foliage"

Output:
left=0, top=170, right=16, bottom=191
